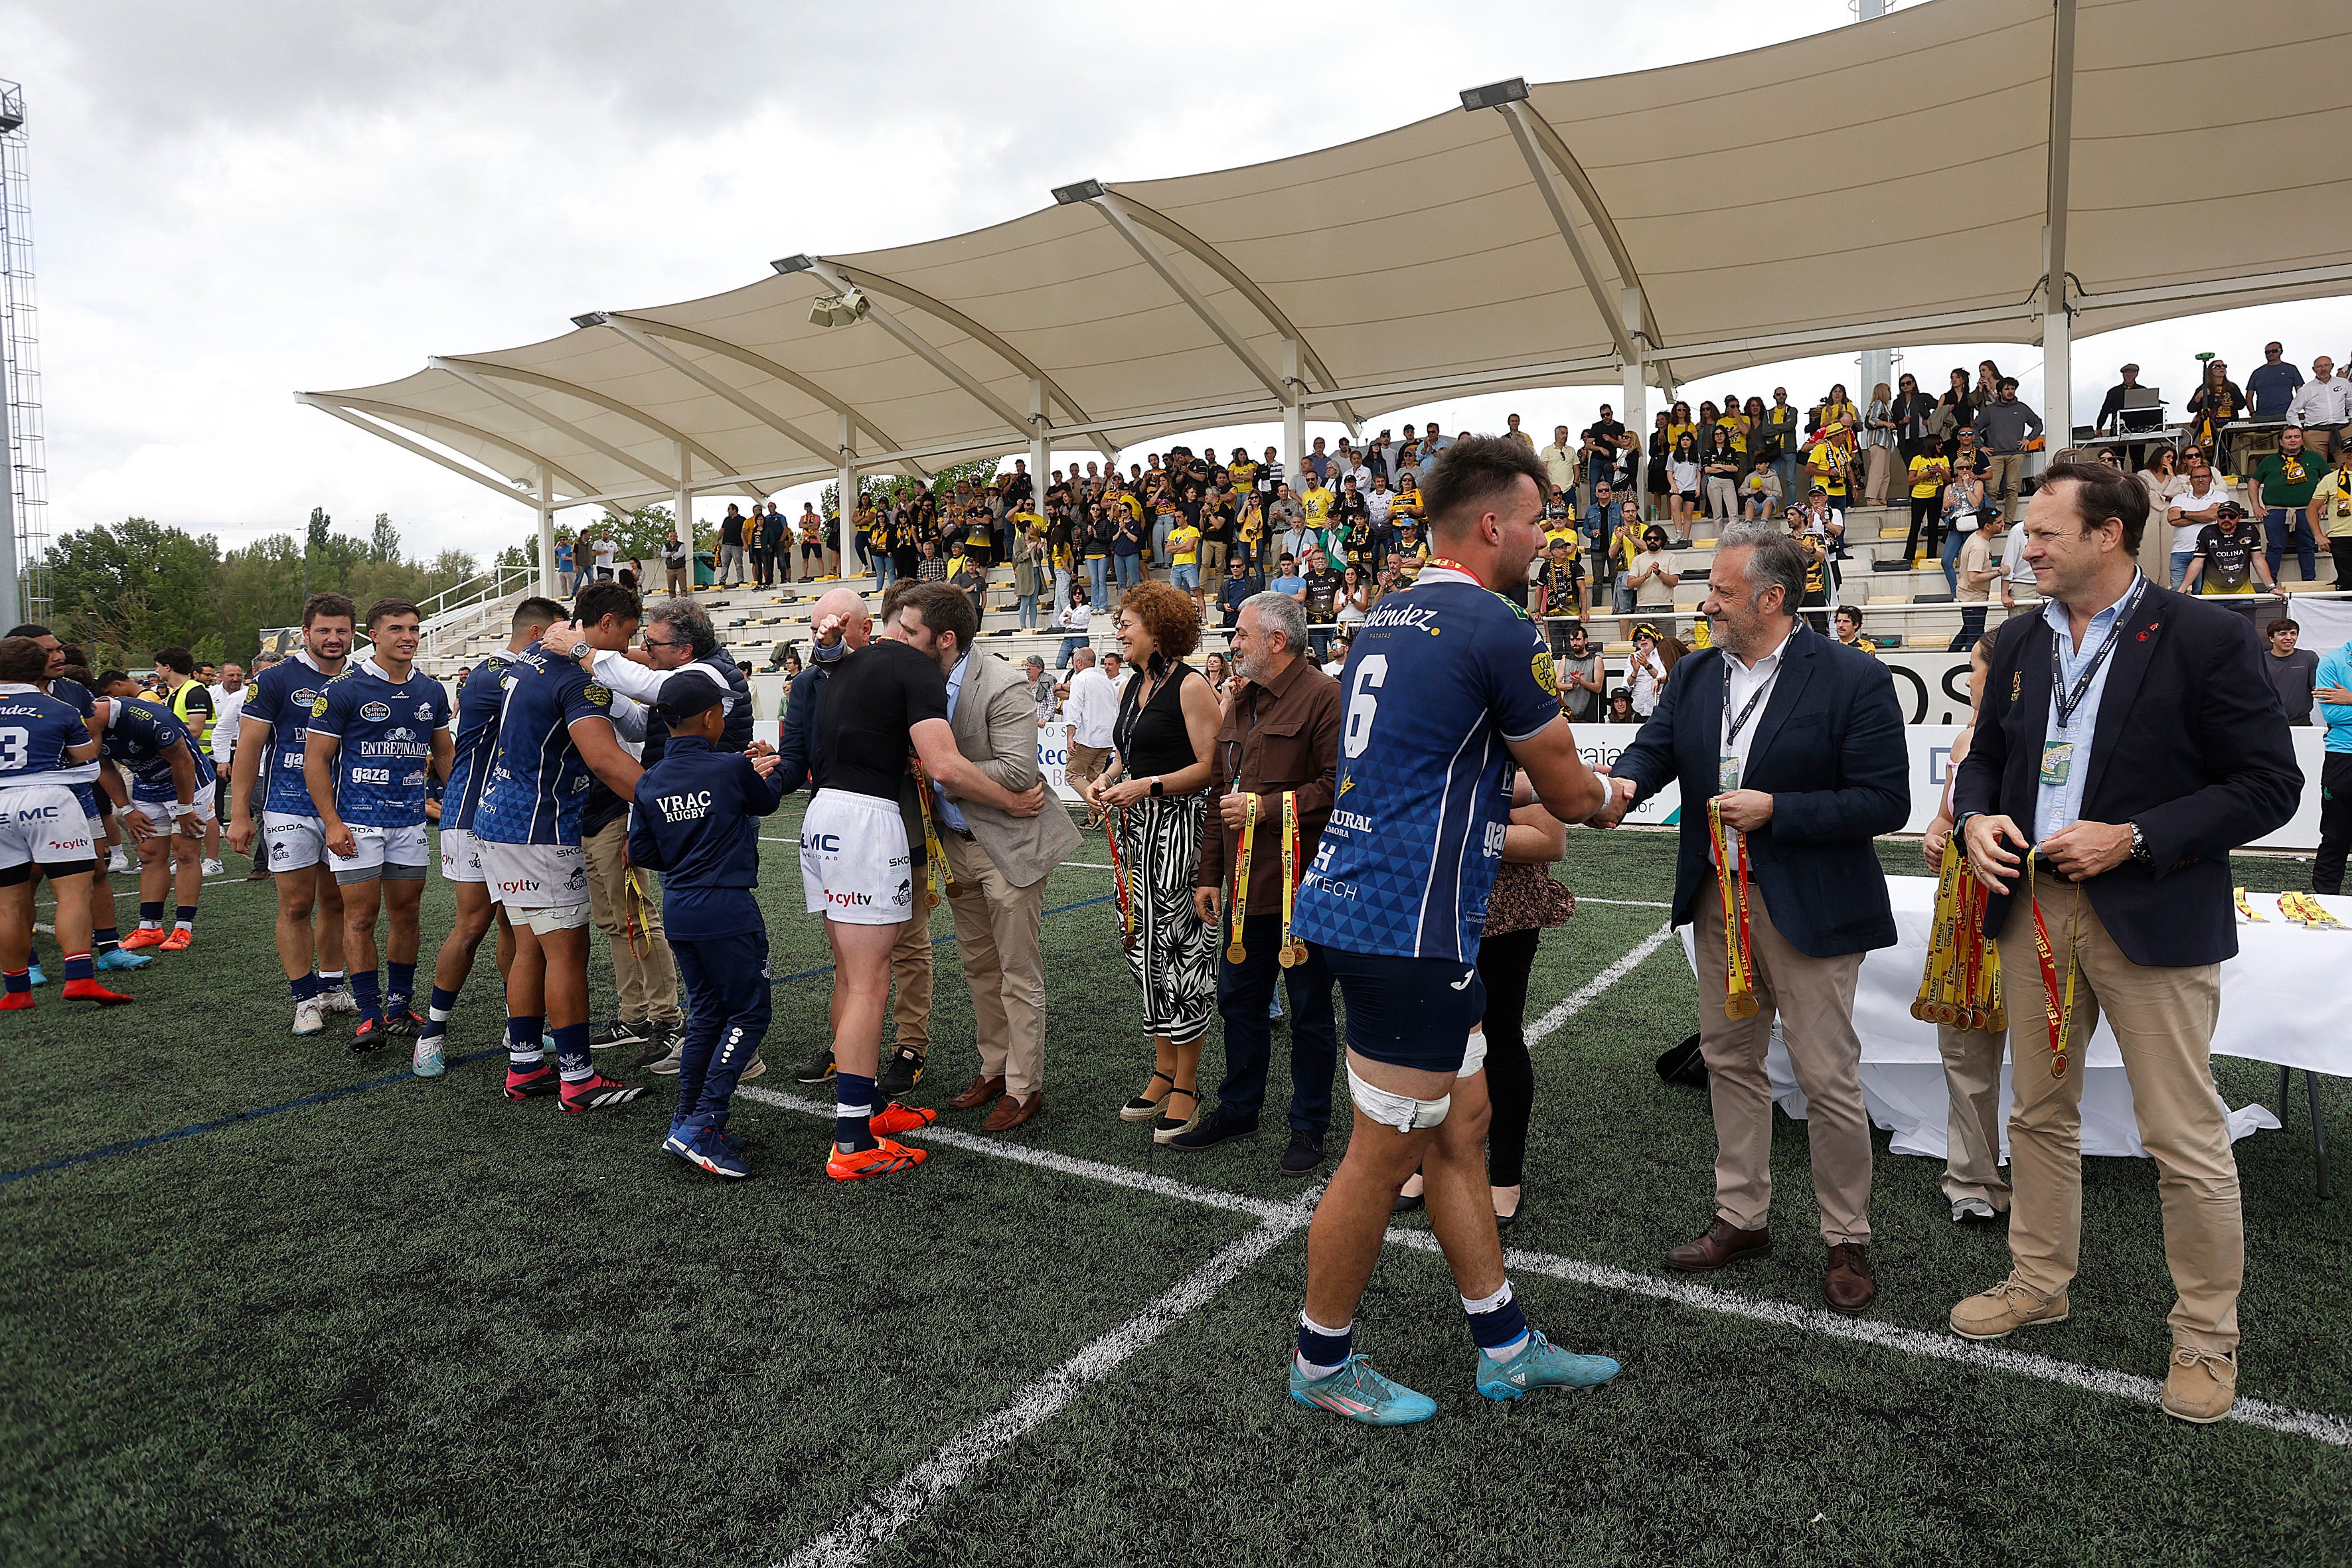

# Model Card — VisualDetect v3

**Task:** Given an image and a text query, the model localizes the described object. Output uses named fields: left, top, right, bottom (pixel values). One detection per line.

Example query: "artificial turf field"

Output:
left=3, top=811, right=2349, bottom=1568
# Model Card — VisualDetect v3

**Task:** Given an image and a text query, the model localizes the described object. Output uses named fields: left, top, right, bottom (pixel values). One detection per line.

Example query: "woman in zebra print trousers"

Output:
left=1082, top=581, right=1223, bottom=1143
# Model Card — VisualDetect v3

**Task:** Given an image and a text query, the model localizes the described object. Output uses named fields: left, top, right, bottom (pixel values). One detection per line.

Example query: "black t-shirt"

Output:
left=813, top=639, right=950, bottom=802
left=1304, top=568, right=1342, bottom=622
left=1583, top=421, right=1624, bottom=465
left=2193, top=524, right=2258, bottom=593
left=1200, top=503, right=1233, bottom=545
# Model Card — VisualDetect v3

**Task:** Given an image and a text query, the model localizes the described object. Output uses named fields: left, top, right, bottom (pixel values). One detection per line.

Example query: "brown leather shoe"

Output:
left=947, top=1073, right=1004, bottom=1111
left=1824, top=1242, right=1876, bottom=1314
left=1663, top=1218, right=1772, bottom=1272
left=981, top=1091, right=1043, bottom=1133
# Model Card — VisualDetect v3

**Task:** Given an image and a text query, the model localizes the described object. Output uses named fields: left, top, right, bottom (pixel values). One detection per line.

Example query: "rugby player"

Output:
left=799, top=583, right=1045, bottom=1180
left=153, top=647, right=224, bottom=875
left=471, top=579, right=651, bottom=1113
left=229, top=595, right=358, bottom=1036
left=6, top=627, right=148, bottom=976
left=304, top=599, right=453, bottom=1049
left=0, top=637, right=131, bottom=1007
left=1287, top=435, right=1621, bottom=1425
left=93, top=670, right=214, bottom=953
left=416, top=597, right=563, bottom=1078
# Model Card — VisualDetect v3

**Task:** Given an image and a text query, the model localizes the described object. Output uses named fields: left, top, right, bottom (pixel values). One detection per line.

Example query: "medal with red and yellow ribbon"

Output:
left=1279, top=791, right=1306, bottom=967
left=1707, top=797, right=1759, bottom=1020
left=1105, top=801, right=1136, bottom=951
left=909, top=761, right=951, bottom=907
left=1227, top=791, right=1255, bottom=964
left=1913, top=838, right=2004, bottom=1030
left=2025, top=851, right=2082, bottom=1079
left=2280, top=890, right=2347, bottom=929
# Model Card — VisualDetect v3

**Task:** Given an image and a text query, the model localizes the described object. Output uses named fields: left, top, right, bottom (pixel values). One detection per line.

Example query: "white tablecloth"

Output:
left=1678, top=878, right=2352, bottom=1160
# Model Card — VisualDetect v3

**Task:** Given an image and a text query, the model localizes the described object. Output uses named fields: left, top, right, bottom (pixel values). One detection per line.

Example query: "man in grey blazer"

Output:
left=895, top=584, right=1082, bottom=1131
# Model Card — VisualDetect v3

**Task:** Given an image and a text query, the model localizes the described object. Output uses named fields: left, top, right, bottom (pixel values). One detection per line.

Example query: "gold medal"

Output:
left=1708, top=798, right=1758, bottom=1022
left=1227, top=791, right=1255, bottom=965
left=1278, top=791, right=1301, bottom=967
left=910, top=762, right=947, bottom=909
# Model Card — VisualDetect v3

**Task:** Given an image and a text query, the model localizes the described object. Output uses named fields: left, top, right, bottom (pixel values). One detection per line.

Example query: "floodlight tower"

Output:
left=0, top=79, right=46, bottom=629
left=1853, top=2, right=1895, bottom=412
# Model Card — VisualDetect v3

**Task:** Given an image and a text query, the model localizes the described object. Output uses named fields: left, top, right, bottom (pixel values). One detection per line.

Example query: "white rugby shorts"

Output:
left=478, top=839, right=590, bottom=929
left=0, top=785, right=97, bottom=869
left=131, top=795, right=218, bottom=833
left=800, top=789, right=916, bottom=926
left=262, top=810, right=327, bottom=872
left=437, top=825, right=487, bottom=884
left=333, top=822, right=430, bottom=884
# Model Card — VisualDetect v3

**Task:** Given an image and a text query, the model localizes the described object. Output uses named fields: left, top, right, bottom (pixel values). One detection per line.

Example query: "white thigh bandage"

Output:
left=1458, top=1028, right=1488, bottom=1079
left=1348, top=1064, right=1452, bottom=1132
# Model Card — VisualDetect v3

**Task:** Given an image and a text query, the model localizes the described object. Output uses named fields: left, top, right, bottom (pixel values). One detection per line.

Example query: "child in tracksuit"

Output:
left=628, top=672, right=787, bottom=1178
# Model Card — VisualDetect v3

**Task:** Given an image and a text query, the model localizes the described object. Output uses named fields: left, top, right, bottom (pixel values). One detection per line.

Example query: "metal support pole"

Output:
left=1620, top=287, right=1648, bottom=510
left=1282, top=339, right=1304, bottom=477
left=837, top=412, right=856, bottom=581
left=1028, top=380, right=1049, bottom=537
left=536, top=467, right=556, bottom=601
left=674, top=440, right=693, bottom=595
left=0, top=367, right=17, bottom=631
left=2045, top=0, right=2079, bottom=457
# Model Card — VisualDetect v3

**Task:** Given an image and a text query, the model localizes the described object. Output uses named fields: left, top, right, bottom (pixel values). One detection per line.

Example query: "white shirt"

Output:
left=1065, top=665, right=1120, bottom=748
left=1719, top=622, right=1798, bottom=790
left=2168, top=478, right=2233, bottom=549
left=1365, top=489, right=1395, bottom=525
left=1999, top=527, right=2039, bottom=593
left=208, top=684, right=246, bottom=765
left=586, top=647, right=732, bottom=716
left=2286, top=376, right=2352, bottom=429
left=591, top=538, right=617, bottom=568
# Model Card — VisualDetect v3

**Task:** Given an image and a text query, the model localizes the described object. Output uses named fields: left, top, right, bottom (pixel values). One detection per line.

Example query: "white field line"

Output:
left=1526, top=919, right=1677, bottom=1044
left=1383, top=1228, right=2352, bottom=1449
left=776, top=1200, right=1313, bottom=1568
left=1573, top=896, right=1672, bottom=908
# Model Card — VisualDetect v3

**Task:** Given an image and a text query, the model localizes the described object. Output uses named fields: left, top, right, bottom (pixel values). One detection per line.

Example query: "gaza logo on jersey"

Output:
left=360, top=702, right=392, bottom=722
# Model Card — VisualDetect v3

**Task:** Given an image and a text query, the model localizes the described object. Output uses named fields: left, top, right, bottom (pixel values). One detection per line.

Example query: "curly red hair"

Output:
left=1115, top=580, right=1202, bottom=661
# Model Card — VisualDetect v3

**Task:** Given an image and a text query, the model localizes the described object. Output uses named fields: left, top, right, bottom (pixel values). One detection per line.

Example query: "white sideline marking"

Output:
left=1383, top=1228, right=2352, bottom=1449
left=1526, top=919, right=1676, bottom=1045
left=734, top=1087, right=1291, bottom=1221
left=1573, top=896, right=1672, bottom=909
left=1058, top=861, right=1115, bottom=870
left=777, top=1203, right=1313, bottom=1568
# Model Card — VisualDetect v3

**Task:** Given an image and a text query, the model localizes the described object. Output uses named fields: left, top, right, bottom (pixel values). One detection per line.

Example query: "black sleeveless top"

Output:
left=1113, top=661, right=1200, bottom=783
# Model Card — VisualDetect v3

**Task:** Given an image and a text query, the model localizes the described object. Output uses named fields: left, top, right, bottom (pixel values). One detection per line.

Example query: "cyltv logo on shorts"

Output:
left=823, top=888, right=872, bottom=907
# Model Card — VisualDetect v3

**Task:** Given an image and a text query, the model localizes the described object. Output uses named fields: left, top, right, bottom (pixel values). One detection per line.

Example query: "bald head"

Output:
left=1071, top=647, right=1098, bottom=670
left=811, top=587, right=872, bottom=651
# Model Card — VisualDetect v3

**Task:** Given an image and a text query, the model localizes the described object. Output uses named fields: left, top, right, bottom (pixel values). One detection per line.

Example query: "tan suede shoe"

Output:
left=1948, top=1274, right=2069, bottom=1340
left=2161, top=1347, right=2238, bottom=1425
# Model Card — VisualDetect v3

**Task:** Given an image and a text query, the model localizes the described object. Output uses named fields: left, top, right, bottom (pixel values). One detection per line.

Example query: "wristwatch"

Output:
left=2128, top=821, right=2151, bottom=866
left=1150, top=777, right=1164, bottom=797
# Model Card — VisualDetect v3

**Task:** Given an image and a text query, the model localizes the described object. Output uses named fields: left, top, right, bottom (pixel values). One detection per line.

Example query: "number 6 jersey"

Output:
left=1291, top=564, right=1560, bottom=962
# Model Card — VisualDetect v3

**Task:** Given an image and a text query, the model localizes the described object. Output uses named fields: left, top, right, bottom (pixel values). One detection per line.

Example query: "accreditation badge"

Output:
left=1719, top=753, right=1741, bottom=792
left=2038, top=739, right=2073, bottom=787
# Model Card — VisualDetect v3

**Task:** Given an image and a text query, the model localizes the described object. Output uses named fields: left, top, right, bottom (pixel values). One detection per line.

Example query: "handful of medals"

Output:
left=1227, top=791, right=1308, bottom=967
left=1913, top=838, right=2005, bottom=1031
left=909, top=760, right=961, bottom=908
left=2278, top=890, right=2347, bottom=930
left=1707, top=797, right=1760, bottom=1020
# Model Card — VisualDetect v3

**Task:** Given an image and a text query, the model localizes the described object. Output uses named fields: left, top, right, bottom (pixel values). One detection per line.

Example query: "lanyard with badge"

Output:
left=1718, top=662, right=1770, bottom=794
left=2040, top=579, right=2144, bottom=790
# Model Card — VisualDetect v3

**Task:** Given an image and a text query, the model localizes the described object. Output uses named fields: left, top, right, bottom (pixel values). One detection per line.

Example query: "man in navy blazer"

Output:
left=1948, top=459, right=2298, bottom=1426
left=1605, top=525, right=1909, bottom=1314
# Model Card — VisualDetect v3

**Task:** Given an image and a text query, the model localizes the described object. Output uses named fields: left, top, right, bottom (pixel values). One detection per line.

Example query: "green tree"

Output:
left=307, top=507, right=332, bottom=554
left=370, top=512, right=401, bottom=563
left=45, top=517, right=223, bottom=666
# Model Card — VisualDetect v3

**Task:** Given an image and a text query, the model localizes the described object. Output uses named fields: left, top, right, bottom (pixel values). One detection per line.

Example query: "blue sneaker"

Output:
left=1474, top=1331, right=1621, bottom=1401
left=1289, top=1354, right=1437, bottom=1426
left=27, top=963, right=44, bottom=987
left=664, top=1117, right=745, bottom=1161
left=96, top=947, right=154, bottom=972
left=680, top=1125, right=751, bottom=1180
left=412, top=1036, right=446, bottom=1079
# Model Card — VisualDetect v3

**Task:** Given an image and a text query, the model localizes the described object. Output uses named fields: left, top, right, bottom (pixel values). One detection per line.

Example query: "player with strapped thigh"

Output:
left=800, top=586, right=1044, bottom=1181
left=1287, top=435, right=1621, bottom=1426
left=472, top=579, right=651, bottom=1113
left=91, top=671, right=214, bottom=955
left=415, top=597, right=562, bottom=1079
left=0, top=637, right=132, bottom=1008
left=228, top=595, right=357, bottom=1036
left=303, top=599, right=453, bottom=1051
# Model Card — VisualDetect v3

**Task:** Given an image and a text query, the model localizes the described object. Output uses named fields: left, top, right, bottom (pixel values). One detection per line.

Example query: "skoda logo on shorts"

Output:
left=360, top=702, right=392, bottom=722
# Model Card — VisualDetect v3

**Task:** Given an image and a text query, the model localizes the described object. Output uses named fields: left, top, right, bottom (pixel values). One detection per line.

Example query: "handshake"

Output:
left=1583, top=770, right=1638, bottom=830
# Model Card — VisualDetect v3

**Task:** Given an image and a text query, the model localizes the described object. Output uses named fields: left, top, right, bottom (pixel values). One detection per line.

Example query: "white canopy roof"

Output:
left=303, top=0, right=2352, bottom=513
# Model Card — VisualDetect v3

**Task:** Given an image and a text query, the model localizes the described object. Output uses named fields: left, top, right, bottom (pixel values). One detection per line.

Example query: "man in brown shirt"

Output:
left=1176, top=592, right=1344, bottom=1173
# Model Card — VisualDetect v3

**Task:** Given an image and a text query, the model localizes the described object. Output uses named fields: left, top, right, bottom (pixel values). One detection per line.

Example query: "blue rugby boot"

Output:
left=1474, top=1331, right=1622, bottom=1402
left=1289, top=1354, right=1437, bottom=1427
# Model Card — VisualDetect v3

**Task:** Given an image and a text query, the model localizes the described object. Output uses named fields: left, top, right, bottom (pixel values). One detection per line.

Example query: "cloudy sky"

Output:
left=10, top=0, right=2351, bottom=564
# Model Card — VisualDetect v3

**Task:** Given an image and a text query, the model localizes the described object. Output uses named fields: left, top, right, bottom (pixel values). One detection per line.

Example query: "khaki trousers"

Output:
left=890, top=904, right=934, bottom=1052
left=1067, top=742, right=1111, bottom=789
left=581, top=817, right=681, bottom=1026
left=1995, top=891, right=2240, bottom=1352
left=1938, top=1022, right=2013, bottom=1209
left=941, top=830, right=1048, bottom=1097
left=1691, top=886, right=1873, bottom=1244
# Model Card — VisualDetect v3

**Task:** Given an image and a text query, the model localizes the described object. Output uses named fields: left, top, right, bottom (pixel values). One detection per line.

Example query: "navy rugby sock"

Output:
left=834, top=1071, right=878, bottom=1152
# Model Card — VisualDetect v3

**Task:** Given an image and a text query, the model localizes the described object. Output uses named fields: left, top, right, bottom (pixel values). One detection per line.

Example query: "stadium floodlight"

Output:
left=1052, top=179, right=1107, bottom=205
left=771, top=254, right=817, bottom=275
left=1459, top=78, right=1529, bottom=112
left=570, top=312, right=607, bottom=329
left=808, top=288, right=870, bottom=329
